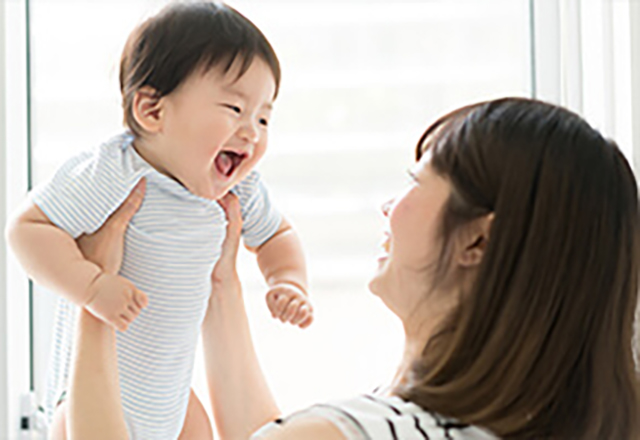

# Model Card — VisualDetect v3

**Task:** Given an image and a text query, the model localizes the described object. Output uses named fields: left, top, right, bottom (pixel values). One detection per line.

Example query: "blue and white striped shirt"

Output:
left=32, top=132, right=282, bottom=439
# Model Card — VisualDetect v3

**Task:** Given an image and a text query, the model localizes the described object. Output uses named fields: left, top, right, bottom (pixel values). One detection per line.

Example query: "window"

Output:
left=27, top=1, right=531, bottom=425
left=34, top=1, right=640, bottom=438
left=6, top=2, right=638, bottom=438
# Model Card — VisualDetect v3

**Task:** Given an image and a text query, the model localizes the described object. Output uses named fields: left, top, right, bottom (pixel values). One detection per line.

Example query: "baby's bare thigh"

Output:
left=178, top=389, right=213, bottom=440
left=49, top=401, right=68, bottom=440
left=49, top=389, right=212, bottom=440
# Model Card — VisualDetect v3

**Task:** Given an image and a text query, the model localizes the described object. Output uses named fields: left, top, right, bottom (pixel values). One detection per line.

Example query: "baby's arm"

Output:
left=6, top=183, right=147, bottom=331
left=249, top=217, right=313, bottom=328
left=7, top=201, right=103, bottom=303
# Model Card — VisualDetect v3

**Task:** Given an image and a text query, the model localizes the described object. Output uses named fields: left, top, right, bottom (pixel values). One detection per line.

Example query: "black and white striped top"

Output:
left=252, top=394, right=497, bottom=440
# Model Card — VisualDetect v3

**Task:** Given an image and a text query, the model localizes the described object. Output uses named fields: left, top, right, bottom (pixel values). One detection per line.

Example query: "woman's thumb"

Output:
left=215, top=192, right=243, bottom=268
left=111, top=178, right=146, bottom=231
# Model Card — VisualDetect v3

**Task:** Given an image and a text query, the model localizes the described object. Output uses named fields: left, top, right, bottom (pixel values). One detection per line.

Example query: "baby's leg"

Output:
left=49, top=401, right=68, bottom=440
left=178, top=388, right=213, bottom=440
left=49, top=389, right=211, bottom=439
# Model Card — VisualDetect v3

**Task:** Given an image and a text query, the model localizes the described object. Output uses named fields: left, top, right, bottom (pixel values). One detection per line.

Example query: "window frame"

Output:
left=2, top=0, right=33, bottom=438
left=3, top=1, right=640, bottom=438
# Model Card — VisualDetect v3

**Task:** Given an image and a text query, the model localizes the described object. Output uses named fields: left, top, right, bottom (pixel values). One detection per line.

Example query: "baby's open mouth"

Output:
left=214, top=150, right=248, bottom=178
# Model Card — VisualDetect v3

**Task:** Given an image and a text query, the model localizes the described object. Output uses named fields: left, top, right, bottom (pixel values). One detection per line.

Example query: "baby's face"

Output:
left=156, top=57, right=276, bottom=200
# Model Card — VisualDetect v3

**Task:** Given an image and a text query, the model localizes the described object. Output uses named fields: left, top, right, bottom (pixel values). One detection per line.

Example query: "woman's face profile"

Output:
left=368, top=152, right=451, bottom=319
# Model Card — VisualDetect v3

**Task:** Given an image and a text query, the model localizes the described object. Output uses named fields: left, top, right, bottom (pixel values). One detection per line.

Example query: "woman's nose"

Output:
left=381, top=200, right=393, bottom=217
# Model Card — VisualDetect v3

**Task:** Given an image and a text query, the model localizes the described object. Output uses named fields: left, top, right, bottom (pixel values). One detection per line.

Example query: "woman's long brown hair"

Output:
left=397, top=98, right=640, bottom=439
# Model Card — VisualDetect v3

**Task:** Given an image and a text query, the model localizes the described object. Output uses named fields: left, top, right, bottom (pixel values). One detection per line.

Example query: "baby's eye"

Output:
left=223, top=104, right=242, bottom=114
left=259, top=118, right=269, bottom=127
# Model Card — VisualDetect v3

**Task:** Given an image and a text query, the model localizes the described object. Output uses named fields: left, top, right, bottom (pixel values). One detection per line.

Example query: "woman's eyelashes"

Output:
left=406, top=170, right=420, bottom=185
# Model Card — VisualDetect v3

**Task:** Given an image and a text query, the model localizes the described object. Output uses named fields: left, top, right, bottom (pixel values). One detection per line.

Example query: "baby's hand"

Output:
left=85, top=273, right=148, bottom=332
left=265, top=283, right=313, bottom=328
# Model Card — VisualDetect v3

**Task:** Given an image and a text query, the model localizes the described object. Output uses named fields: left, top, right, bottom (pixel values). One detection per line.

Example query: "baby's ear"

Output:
left=131, top=86, right=164, bottom=134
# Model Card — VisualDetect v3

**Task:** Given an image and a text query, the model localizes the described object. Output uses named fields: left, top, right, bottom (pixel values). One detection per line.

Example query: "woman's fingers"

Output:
left=77, top=179, right=146, bottom=275
left=218, top=192, right=242, bottom=243
left=109, top=178, right=146, bottom=232
left=212, top=193, right=243, bottom=277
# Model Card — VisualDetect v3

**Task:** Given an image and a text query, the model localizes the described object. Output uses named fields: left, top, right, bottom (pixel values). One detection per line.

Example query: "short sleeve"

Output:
left=30, top=140, right=142, bottom=238
left=232, top=171, right=282, bottom=248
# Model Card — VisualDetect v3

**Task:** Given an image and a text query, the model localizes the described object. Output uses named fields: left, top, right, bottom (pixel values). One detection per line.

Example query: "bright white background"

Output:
left=2, top=1, right=639, bottom=438
left=28, top=0, right=530, bottom=427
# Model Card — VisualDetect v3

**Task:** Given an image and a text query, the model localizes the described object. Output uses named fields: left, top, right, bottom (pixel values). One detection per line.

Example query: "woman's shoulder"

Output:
left=252, top=415, right=347, bottom=440
left=253, top=394, right=498, bottom=440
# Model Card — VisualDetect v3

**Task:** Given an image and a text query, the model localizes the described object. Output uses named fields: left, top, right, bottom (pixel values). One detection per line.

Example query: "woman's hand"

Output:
left=77, top=179, right=146, bottom=274
left=78, top=179, right=149, bottom=330
left=68, top=179, right=147, bottom=440
left=203, top=193, right=282, bottom=439
left=211, top=192, right=243, bottom=289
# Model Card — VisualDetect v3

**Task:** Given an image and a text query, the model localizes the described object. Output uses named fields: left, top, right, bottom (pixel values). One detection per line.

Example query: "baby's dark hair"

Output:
left=119, top=1, right=281, bottom=137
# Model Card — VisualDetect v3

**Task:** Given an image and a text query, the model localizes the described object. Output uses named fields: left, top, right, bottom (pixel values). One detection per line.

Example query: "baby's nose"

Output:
left=238, top=122, right=259, bottom=144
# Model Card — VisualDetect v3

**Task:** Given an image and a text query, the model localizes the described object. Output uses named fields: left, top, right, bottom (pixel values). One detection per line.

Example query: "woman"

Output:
left=68, top=98, right=640, bottom=439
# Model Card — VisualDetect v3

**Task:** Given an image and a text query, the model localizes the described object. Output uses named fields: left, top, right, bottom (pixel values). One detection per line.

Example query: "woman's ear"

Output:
left=458, top=213, right=494, bottom=267
left=131, top=86, right=164, bottom=134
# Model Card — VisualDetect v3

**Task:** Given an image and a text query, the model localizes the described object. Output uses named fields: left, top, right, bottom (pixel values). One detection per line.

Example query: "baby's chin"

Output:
left=185, top=171, right=248, bottom=201
left=187, top=182, right=228, bottom=201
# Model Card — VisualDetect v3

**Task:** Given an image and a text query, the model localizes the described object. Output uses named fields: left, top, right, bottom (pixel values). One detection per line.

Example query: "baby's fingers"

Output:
left=110, top=315, right=129, bottom=332
left=298, top=313, right=314, bottom=329
left=273, top=293, right=292, bottom=320
left=120, top=308, right=136, bottom=325
left=282, top=299, right=301, bottom=323
left=128, top=304, right=141, bottom=318
left=266, top=292, right=280, bottom=318
left=291, top=304, right=312, bottom=327
left=133, top=290, right=149, bottom=310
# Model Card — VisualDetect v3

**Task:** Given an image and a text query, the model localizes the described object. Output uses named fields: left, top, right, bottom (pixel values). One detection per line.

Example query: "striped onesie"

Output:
left=32, top=132, right=282, bottom=439
left=252, top=394, right=498, bottom=440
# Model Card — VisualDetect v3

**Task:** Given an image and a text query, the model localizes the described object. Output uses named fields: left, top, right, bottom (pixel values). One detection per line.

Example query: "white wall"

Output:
left=0, top=0, right=8, bottom=435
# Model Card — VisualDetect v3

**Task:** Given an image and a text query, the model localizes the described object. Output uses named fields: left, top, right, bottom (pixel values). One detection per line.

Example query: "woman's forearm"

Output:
left=67, top=310, right=128, bottom=440
left=202, top=276, right=280, bottom=440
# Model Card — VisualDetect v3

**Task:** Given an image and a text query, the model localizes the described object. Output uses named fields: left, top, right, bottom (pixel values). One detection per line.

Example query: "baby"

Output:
left=6, top=2, right=312, bottom=439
